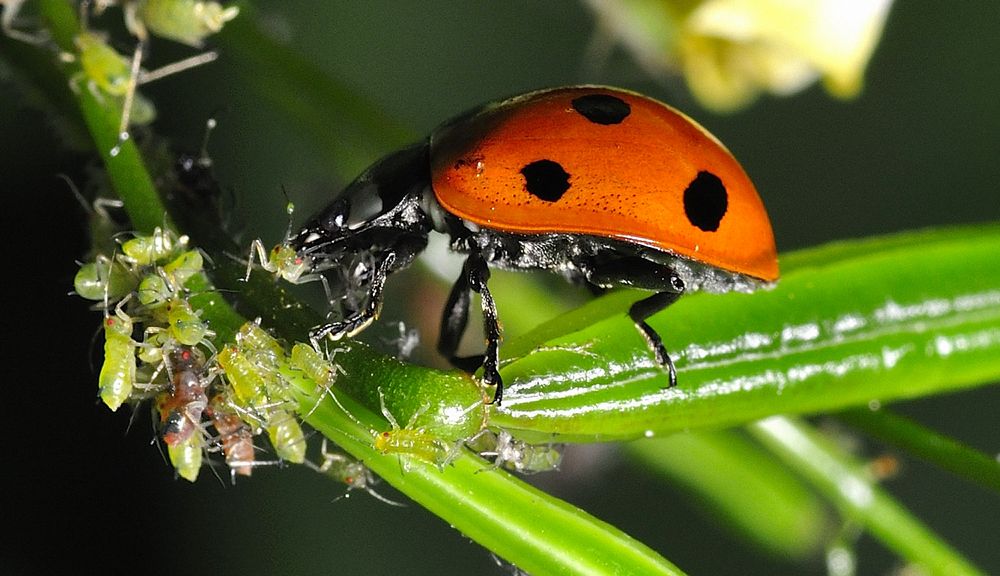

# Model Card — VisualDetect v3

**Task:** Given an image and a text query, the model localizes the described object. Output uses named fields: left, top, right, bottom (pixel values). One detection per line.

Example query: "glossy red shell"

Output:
left=429, top=86, right=779, bottom=282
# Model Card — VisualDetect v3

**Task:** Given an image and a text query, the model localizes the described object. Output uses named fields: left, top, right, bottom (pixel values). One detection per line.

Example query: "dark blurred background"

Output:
left=3, top=1, right=998, bottom=574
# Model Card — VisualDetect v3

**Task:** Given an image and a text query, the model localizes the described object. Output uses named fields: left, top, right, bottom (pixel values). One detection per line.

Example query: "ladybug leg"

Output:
left=587, top=259, right=685, bottom=387
left=437, top=252, right=504, bottom=405
left=628, top=291, right=682, bottom=388
left=309, top=254, right=396, bottom=346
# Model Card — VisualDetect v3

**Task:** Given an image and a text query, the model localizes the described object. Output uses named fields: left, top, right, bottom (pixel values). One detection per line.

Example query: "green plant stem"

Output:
left=37, top=0, right=170, bottom=233
left=284, top=366, right=686, bottom=576
left=749, top=416, right=985, bottom=575
left=835, top=407, right=1000, bottom=494
left=626, top=430, right=831, bottom=559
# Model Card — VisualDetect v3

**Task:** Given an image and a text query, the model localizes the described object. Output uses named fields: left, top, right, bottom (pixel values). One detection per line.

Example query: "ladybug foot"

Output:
left=483, top=365, right=503, bottom=405
left=652, top=343, right=678, bottom=389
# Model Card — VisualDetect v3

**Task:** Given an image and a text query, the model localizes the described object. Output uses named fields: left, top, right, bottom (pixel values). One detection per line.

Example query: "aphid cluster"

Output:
left=1, top=1, right=240, bottom=154
left=75, top=229, right=303, bottom=481
left=78, top=223, right=565, bottom=486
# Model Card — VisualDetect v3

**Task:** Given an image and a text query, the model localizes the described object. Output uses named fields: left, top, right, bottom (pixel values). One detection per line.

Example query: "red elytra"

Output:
left=430, top=86, right=778, bottom=282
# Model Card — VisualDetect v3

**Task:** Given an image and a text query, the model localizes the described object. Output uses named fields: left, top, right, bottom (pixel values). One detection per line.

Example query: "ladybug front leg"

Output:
left=309, top=254, right=396, bottom=346
left=437, top=252, right=503, bottom=404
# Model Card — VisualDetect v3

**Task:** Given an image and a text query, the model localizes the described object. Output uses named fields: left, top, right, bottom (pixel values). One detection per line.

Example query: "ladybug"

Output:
left=289, top=86, right=778, bottom=405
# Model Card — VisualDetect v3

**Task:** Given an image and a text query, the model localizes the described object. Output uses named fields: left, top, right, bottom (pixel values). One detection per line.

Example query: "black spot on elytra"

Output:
left=684, top=171, right=728, bottom=232
left=521, top=160, right=570, bottom=202
left=572, top=94, right=631, bottom=125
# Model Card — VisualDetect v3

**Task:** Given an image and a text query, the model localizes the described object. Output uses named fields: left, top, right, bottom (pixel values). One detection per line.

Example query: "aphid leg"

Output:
left=1, top=0, right=49, bottom=44
left=244, top=238, right=270, bottom=281
left=110, top=38, right=145, bottom=157
left=309, top=253, right=395, bottom=347
left=438, top=251, right=503, bottom=404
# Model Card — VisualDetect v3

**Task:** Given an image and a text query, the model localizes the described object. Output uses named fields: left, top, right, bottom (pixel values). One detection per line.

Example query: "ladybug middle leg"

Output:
left=438, top=251, right=503, bottom=404
left=587, top=257, right=686, bottom=388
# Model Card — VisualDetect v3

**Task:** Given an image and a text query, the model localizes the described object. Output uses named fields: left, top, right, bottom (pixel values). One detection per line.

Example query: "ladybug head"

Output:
left=290, top=144, right=432, bottom=270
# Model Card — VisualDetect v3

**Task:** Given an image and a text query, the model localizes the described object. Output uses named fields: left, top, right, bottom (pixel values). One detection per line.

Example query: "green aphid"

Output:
left=236, top=321, right=285, bottom=363
left=130, top=0, right=239, bottom=47
left=167, top=432, right=203, bottom=482
left=217, top=345, right=269, bottom=409
left=74, top=255, right=138, bottom=302
left=290, top=343, right=344, bottom=390
left=98, top=306, right=137, bottom=411
left=266, top=410, right=306, bottom=464
left=162, top=249, right=204, bottom=289
left=137, top=273, right=171, bottom=308
left=371, top=390, right=457, bottom=467
left=120, top=227, right=188, bottom=267
left=468, top=430, right=562, bottom=474
left=74, top=31, right=131, bottom=97
left=166, top=298, right=209, bottom=346
left=138, top=329, right=168, bottom=365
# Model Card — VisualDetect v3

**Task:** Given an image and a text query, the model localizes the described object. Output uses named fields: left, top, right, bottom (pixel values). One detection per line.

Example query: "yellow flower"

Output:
left=585, top=0, right=894, bottom=112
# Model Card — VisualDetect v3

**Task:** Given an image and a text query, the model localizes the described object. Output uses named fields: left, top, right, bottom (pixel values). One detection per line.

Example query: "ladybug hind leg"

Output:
left=438, top=251, right=503, bottom=405
left=587, top=258, right=686, bottom=388
left=628, top=291, right=682, bottom=387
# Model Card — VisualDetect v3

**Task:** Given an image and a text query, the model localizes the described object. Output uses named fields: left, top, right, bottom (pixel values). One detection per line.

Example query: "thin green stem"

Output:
left=749, top=416, right=985, bottom=576
left=835, top=408, right=1000, bottom=494
left=37, top=0, right=170, bottom=233
left=626, top=430, right=831, bottom=559
left=284, top=367, right=686, bottom=576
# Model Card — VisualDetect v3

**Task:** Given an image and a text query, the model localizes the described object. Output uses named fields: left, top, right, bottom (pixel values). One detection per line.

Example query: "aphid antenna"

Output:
left=223, top=458, right=283, bottom=484
left=1, top=0, right=50, bottom=44
left=109, top=38, right=144, bottom=157
left=335, top=483, right=407, bottom=508
left=279, top=185, right=297, bottom=241
left=137, top=50, right=219, bottom=84
left=197, top=117, right=218, bottom=166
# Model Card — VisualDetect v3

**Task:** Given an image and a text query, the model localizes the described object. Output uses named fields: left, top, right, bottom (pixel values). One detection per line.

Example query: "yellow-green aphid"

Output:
left=74, top=31, right=131, bottom=97
left=74, top=255, right=138, bottom=303
left=125, top=0, right=239, bottom=47
left=167, top=432, right=203, bottom=481
left=245, top=202, right=319, bottom=284
left=120, top=227, right=188, bottom=267
left=373, top=390, right=454, bottom=466
left=98, top=304, right=137, bottom=411
left=234, top=321, right=293, bottom=401
left=265, top=410, right=306, bottom=464
left=236, top=321, right=285, bottom=362
left=290, top=343, right=347, bottom=391
left=137, top=273, right=171, bottom=308
left=166, top=297, right=210, bottom=346
left=138, top=328, right=169, bottom=365
left=246, top=241, right=313, bottom=284
left=216, top=345, right=269, bottom=410
left=161, top=249, right=203, bottom=288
